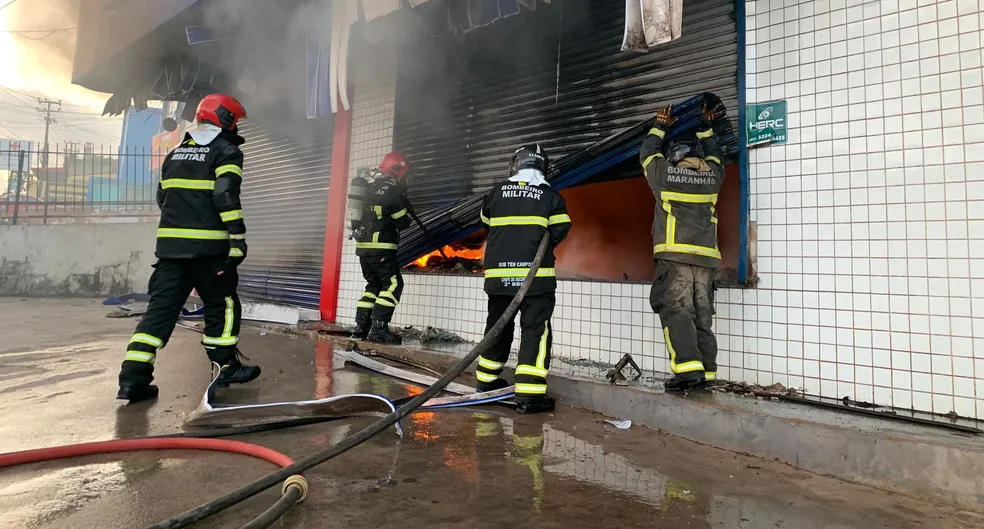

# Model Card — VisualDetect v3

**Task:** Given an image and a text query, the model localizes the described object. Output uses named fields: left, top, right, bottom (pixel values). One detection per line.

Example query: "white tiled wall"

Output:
left=338, top=1, right=984, bottom=419
left=746, top=0, right=984, bottom=417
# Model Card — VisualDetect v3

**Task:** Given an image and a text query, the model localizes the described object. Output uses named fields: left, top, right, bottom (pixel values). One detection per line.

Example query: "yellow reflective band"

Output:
left=373, top=205, right=383, bottom=219
left=361, top=292, right=378, bottom=300
left=476, top=371, right=500, bottom=383
left=484, top=267, right=556, bottom=278
left=161, top=179, right=215, bottom=191
left=480, top=212, right=490, bottom=225
left=661, top=191, right=718, bottom=203
left=664, top=201, right=676, bottom=244
left=187, top=139, right=197, bottom=146
left=391, top=208, right=408, bottom=219
left=653, top=243, right=722, bottom=259
left=355, top=242, right=399, bottom=250
left=203, top=335, right=239, bottom=346
left=515, top=383, right=548, bottom=395
left=378, top=291, right=398, bottom=302
left=158, top=228, right=229, bottom=240
left=547, top=214, right=571, bottom=225
left=385, top=276, right=399, bottom=295
left=478, top=357, right=505, bottom=371
left=374, top=298, right=397, bottom=308
left=696, top=128, right=714, bottom=140
left=642, top=153, right=664, bottom=170
left=220, top=210, right=244, bottom=222
left=664, top=327, right=705, bottom=374
left=489, top=216, right=548, bottom=227
left=222, top=296, right=235, bottom=338
left=215, top=164, right=243, bottom=177
left=229, top=233, right=246, bottom=240
left=357, top=301, right=375, bottom=309
left=229, top=248, right=244, bottom=258
left=705, top=371, right=717, bottom=381
left=516, top=364, right=549, bottom=378
left=124, top=351, right=156, bottom=364
left=706, top=155, right=722, bottom=165
left=536, top=321, right=550, bottom=370
left=130, top=333, right=163, bottom=348
left=648, top=127, right=666, bottom=138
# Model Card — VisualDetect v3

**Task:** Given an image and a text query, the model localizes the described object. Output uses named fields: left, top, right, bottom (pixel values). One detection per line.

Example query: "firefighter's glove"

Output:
left=702, top=102, right=725, bottom=126
left=224, top=239, right=248, bottom=273
left=655, top=105, right=678, bottom=129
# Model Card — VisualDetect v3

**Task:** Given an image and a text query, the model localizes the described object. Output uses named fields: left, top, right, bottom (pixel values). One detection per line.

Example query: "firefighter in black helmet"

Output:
left=351, top=152, right=413, bottom=344
left=477, top=144, right=572, bottom=414
left=117, top=93, right=260, bottom=403
left=641, top=102, right=726, bottom=391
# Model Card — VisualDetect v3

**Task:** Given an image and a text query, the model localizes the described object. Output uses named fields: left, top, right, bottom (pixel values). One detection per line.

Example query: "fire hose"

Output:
left=146, top=233, right=551, bottom=529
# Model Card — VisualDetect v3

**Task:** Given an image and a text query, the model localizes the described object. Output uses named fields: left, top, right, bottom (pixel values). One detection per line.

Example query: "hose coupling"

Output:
left=282, top=474, right=309, bottom=503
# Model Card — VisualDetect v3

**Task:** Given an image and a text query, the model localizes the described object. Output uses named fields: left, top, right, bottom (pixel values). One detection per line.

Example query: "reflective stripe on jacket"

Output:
left=156, top=131, right=246, bottom=259
left=640, top=125, right=725, bottom=269
left=481, top=179, right=571, bottom=296
left=354, top=177, right=410, bottom=255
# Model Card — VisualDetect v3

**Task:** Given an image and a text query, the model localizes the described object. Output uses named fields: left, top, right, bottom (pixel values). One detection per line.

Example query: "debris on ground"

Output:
left=604, top=419, right=632, bottom=429
left=105, top=301, right=149, bottom=318
left=399, top=326, right=468, bottom=344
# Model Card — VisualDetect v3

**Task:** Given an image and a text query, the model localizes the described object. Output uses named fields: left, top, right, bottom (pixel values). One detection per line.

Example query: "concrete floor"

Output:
left=1, top=298, right=982, bottom=529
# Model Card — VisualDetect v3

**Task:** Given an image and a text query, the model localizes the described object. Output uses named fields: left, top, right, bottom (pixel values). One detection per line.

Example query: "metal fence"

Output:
left=0, top=146, right=163, bottom=225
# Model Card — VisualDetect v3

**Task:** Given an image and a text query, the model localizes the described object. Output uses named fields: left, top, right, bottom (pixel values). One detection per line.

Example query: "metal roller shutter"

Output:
left=237, top=121, right=332, bottom=309
left=394, top=0, right=738, bottom=210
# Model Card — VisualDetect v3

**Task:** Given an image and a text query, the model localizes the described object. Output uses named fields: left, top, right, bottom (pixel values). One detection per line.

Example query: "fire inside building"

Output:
left=71, top=0, right=984, bottom=423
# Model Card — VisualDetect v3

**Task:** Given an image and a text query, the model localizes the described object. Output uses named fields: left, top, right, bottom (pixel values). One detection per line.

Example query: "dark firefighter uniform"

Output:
left=117, top=94, right=259, bottom=402
left=641, top=104, right=725, bottom=391
left=353, top=156, right=412, bottom=344
left=477, top=144, right=571, bottom=414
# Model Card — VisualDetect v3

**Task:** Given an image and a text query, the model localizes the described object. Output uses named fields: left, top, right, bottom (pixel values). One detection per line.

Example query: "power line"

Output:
left=0, top=0, right=19, bottom=11
left=1, top=27, right=76, bottom=34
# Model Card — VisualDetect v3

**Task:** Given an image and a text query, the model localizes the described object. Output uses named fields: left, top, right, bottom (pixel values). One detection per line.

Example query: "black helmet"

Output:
left=664, top=132, right=704, bottom=165
left=508, top=143, right=549, bottom=176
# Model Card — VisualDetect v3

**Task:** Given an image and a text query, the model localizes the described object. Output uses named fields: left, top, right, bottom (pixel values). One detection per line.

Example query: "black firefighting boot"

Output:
left=117, top=384, right=159, bottom=403
left=118, top=361, right=159, bottom=403
left=475, top=378, right=510, bottom=393
left=515, top=395, right=556, bottom=414
left=664, top=370, right=706, bottom=392
left=208, top=347, right=262, bottom=387
left=351, top=310, right=372, bottom=340
left=366, top=320, right=402, bottom=345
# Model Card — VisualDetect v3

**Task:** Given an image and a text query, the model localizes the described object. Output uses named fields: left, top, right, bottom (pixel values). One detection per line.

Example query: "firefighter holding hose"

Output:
left=348, top=153, right=413, bottom=344
left=641, top=102, right=726, bottom=392
left=117, top=94, right=260, bottom=403
left=476, top=144, right=571, bottom=414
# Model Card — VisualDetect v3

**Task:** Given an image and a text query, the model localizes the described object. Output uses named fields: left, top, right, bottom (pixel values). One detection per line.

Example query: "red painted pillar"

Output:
left=319, top=98, right=353, bottom=322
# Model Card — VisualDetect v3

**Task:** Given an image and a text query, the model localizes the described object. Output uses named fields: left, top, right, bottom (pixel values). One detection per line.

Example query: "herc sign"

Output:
left=746, top=100, right=787, bottom=146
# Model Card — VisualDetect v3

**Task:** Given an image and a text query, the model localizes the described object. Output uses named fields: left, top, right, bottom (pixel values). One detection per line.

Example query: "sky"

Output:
left=0, top=0, right=124, bottom=148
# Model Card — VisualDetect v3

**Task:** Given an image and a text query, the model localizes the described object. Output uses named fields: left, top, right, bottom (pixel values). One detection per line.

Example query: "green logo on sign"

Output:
left=746, top=100, right=787, bottom=146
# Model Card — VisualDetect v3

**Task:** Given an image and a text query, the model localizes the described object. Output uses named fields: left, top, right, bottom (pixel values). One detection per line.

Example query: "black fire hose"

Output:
left=147, top=234, right=552, bottom=529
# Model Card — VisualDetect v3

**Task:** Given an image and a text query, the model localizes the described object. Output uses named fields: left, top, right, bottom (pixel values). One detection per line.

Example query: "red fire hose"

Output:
left=0, top=437, right=309, bottom=529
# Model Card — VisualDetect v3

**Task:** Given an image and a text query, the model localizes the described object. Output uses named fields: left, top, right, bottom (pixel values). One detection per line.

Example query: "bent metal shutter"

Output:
left=393, top=0, right=739, bottom=210
left=237, top=121, right=332, bottom=310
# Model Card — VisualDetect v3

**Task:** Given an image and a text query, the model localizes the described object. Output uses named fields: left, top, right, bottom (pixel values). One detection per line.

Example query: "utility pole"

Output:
left=37, top=98, right=61, bottom=168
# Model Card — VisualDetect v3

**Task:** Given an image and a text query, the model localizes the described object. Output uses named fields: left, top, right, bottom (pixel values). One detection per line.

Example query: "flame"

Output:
left=411, top=243, right=485, bottom=268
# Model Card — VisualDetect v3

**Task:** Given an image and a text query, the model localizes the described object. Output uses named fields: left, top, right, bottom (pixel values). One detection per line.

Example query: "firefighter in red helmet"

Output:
left=350, top=152, right=412, bottom=344
left=117, top=93, right=261, bottom=402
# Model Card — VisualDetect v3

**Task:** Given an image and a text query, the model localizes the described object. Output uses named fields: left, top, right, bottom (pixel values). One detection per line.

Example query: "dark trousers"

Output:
left=476, top=293, right=555, bottom=396
left=649, top=259, right=718, bottom=378
left=119, top=257, right=242, bottom=387
left=355, top=251, right=404, bottom=325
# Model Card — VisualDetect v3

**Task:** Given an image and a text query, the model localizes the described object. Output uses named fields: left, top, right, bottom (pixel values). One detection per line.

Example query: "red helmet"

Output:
left=379, top=152, right=410, bottom=179
left=196, top=94, right=247, bottom=130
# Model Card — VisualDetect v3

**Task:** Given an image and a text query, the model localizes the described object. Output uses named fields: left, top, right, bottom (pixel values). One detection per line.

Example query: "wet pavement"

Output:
left=2, top=298, right=982, bottom=529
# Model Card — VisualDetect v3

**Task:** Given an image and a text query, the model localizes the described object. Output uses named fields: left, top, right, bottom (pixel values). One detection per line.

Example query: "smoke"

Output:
left=5, top=0, right=108, bottom=109
left=555, top=177, right=657, bottom=282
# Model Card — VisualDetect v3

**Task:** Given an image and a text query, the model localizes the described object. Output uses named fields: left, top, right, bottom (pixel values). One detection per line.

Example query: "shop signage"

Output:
left=746, top=100, right=787, bottom=146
